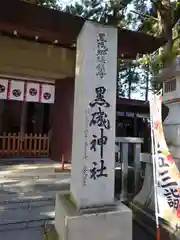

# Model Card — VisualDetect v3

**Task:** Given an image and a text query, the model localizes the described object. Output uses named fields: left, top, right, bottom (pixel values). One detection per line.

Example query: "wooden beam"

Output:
left=0, top=35, right=75, bottom=79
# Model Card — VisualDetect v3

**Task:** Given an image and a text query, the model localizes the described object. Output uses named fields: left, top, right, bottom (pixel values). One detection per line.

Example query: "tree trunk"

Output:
left=157, top=0, right=173, bottom=65
left=145, top=65, right=149, bottom=101
left=128, top=70, right=132, bottom=99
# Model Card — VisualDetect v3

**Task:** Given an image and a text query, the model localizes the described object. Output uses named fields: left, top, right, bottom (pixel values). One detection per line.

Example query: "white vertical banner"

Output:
left=9, top=80, right=25, bottom=101
left=0, top=79, right=8, bottom=99
left=70, top=21, right=117, bottom=208
left=150, top=92, right=180, bottom=230
left=26, top=82, right=40, bottom=102
left=40, top=84, right=55, bottom=104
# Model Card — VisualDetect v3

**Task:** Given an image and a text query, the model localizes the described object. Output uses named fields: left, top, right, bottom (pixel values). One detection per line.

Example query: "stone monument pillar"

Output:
left=70, top=21, right=117, bottom=209
left=55, top=21, right=132, bottom=240
left=160, top=56, right=180, bottom=169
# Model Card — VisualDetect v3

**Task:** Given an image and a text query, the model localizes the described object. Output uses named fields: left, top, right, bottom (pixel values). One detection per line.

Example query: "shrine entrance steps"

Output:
left=0, top=159, right=70, bottom=233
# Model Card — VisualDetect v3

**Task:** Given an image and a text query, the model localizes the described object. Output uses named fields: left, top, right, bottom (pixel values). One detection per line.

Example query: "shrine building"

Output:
left=0, top=0, right=165, bottom=162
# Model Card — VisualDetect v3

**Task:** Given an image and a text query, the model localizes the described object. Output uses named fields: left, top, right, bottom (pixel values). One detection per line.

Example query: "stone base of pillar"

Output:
left=55, top=193, right=132, bottom=240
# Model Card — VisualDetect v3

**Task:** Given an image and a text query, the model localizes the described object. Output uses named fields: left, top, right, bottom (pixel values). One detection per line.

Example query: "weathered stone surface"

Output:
left=55, top=193, right=132, bottom=240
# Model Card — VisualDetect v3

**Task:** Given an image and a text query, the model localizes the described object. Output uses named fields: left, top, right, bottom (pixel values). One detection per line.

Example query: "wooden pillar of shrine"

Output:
left=51, top=77, right=74, bottom=163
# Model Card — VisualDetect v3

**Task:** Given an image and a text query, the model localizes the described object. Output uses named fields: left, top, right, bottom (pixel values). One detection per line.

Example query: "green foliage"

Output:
left=64, top=0, right=179, bottom=93
left=64, top=0, right=104, bottom=20
left=117, top=60, right=142, bottom=98
left=64, top=0, right=133, bottom=27
left=131, top=0, right=180, bottom=91
left=64, top=0, right=143, bottom=97
left=64, top=0, right=142, bottom=97
left=36, top=0, right=180, bottom=95
left=36, top=0, right=60, bottom=9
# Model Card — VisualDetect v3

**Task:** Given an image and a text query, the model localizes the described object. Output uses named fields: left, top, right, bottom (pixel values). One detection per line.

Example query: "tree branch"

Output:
left=148, top=0, right=157, bottom=5
left=173, top=35, right=180, bottom=43
left=118, top=1, right=158, bottom=21
left=130, top=9, right=158, bottom=21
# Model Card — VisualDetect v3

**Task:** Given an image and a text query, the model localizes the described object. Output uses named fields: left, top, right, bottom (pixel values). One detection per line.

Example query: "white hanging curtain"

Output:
left=26, top=82, right=40, bottom=102
left=40, top=84, right=55, bottom=104
left=0, top=79, right=8, bottom=99
left=9, top=80, right=25, bottom=101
